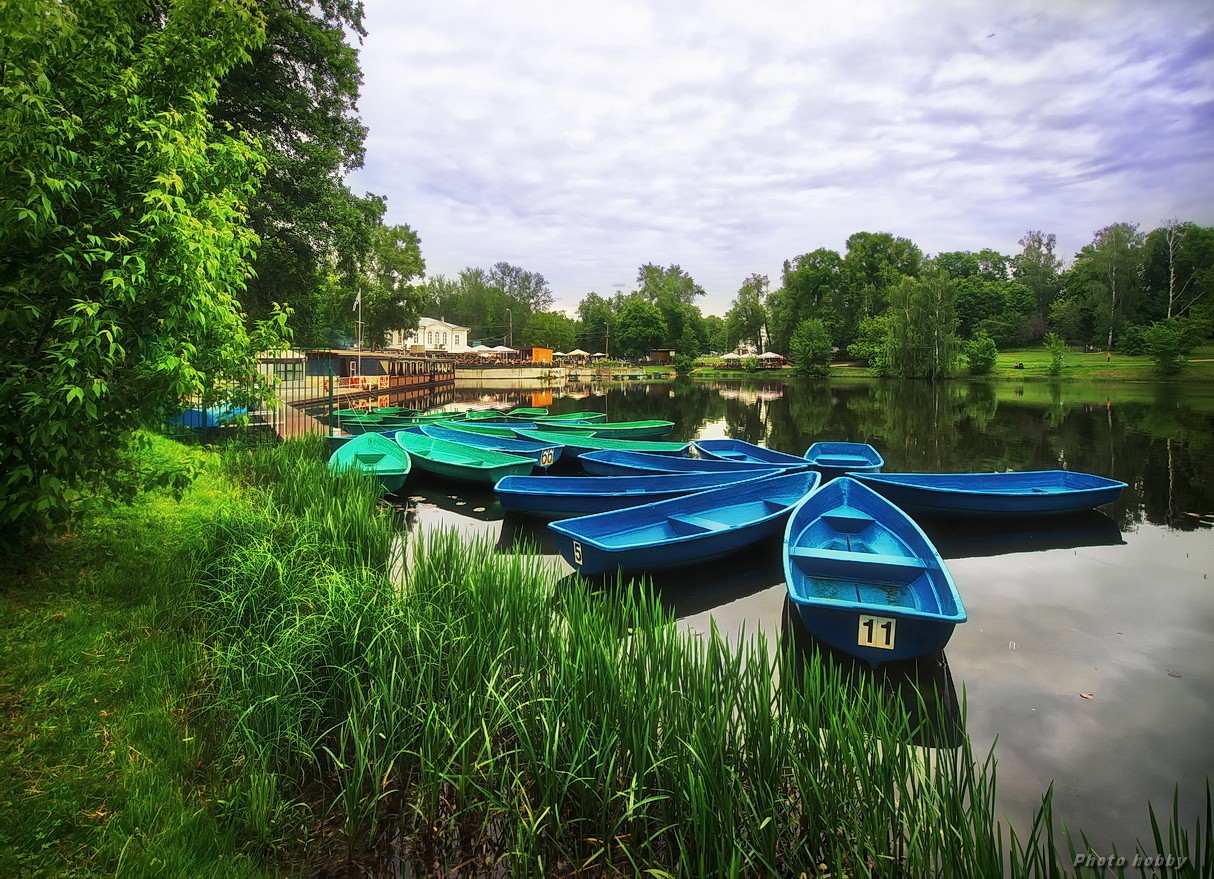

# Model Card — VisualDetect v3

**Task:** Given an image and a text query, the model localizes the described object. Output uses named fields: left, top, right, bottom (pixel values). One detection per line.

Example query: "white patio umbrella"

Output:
left=720, top=352, right=741, bottom=360
left=553, top=351, right=568, bottom=357
left=757, top=351, right=785, bottom=359
left=591, top=352, right=607, bottom=358
left=567, top=348, right=590, bottom=357
left=492, top=345, right=517, bottom=353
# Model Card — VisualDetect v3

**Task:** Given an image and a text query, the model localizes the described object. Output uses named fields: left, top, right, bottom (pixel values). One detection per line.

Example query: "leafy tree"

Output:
left=486, top=262, right=554, bottom=315
left=884, top=272, right=957, bottom=379
left=1013, top=231, right=1065, bottom=317
left=1047, top=295, right=1091, bottom=344
left=790, top=319, right=833, bottom=377
left=213, top=0, right=384, bottom=346
left=635, top=263, right=704, bottom=347
left=1, top=0, right=284, bottom=547
left=848, top=313, right=893, bottom=370
left=613, top=298, right=667, bottom=358
left=1141, top=220, right=1214, bottom=320
left=774, top=250, right=845, bottom=352
left=841, top=231, right=923, bottom=328
left=725, top=273, right=769, bottom=352
left=1143, top=317, right=1211, bottom=374
left=1043, top=333, right=1068, bottom=376
left=575, top=291, right=616, bottom=353
left=356, top=224, right=426, bottom=348
left=702, top=314, right=728, bottom=354
left=1078, top=222, right=1146, bottom=352
left=523, top=311, right=577, bottom=352
left=964, top=332, right=998, bottom=375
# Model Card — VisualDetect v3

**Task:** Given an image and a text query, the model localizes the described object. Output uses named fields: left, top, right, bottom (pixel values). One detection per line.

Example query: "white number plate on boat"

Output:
left=572, top=541, right=583, bottom=566
left=540, top=448, right=555, bottom=467
left=857, top=615, right=896, bottom=650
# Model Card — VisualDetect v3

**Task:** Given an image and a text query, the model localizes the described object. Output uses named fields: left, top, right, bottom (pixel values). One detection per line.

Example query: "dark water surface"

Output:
left=393, top=377, right=1214, bottom=856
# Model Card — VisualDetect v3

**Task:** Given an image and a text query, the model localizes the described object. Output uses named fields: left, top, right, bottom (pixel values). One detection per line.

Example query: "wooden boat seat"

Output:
left=814, top=455, right=868, bottom=467
left=790, top=547, right=927, bottom=584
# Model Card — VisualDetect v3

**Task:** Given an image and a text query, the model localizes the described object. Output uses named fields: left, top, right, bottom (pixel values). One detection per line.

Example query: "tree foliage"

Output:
left=790, top=319, right=833, bottom=377
left=1143, top=317, right=1210, bottom=375
left=212, top=0, right=384, bottom=346
left=884, top=272, right=958, bottom=379
left=613, top=298, right=667, bottom=358
left=356, top=224, right=426, bottom=348
left=1, top=0, right=284, bottom=548
left=964, top=332, right=998, bottom=376
left=523, top=312, right=577, bottom=352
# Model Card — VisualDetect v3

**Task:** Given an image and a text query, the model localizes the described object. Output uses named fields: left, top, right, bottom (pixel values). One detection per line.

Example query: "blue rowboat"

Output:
left=496, top=468, right=783, bottom=519
left=579, top=448, right=782, bottom=476
left=803, top=441, right=885, bottom=480
left=549, top=471, right=820, bottom=576
left=421, top=423, right=564, bottom=471
left=513, top=428, right=690, bottom=459
left=534, top=418, right=676, bottom=440
left=783, top=477, right=965, bottom=668
left=328, top=432, right=411, bottom=494
left=695, top=438, right=813, bottom=470
left=394, top=432, right=534, bottom=484
left=853, top=470, right=1127, bottom=518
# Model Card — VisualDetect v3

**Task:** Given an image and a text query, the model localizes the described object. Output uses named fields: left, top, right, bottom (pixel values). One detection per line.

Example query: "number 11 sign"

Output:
left=858, top=614, right=896, bottom=650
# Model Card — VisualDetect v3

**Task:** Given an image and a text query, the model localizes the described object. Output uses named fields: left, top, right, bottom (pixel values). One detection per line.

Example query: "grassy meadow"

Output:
left=2, top=435, right=1210, bottom=877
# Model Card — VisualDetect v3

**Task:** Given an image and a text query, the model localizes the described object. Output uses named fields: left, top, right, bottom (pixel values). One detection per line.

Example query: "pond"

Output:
left=387, top=376, right=1214, bottom=857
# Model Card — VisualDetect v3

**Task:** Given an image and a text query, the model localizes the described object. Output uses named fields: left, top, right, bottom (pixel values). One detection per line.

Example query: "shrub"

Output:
left=964, top=332, right=998, bottom=375
left=1043, top=332, right=1067, bottom=376
left=790, top=319, right=832, bottom=377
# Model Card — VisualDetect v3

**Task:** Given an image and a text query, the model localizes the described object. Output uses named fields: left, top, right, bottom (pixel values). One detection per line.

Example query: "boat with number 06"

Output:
left=548, top=470, right=820, bottom=576
left=783, top=477, right=965, bottom=668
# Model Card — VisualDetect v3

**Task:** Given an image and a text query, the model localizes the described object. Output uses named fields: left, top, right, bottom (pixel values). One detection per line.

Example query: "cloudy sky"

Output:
left=347, top=0, right=1214, bottom=316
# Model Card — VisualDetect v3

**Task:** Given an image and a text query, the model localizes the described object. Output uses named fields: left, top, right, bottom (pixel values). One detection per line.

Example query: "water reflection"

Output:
left=920, top=510, right=1125, bottom=558
left=779, top=597, right=965, bottom=751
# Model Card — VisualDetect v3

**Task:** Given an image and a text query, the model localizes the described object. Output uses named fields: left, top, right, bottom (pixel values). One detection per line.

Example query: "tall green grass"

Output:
left=192, top=439, right=1213, bottom=877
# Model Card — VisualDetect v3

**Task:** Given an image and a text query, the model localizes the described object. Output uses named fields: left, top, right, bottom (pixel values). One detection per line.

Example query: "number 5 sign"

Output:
left=857, top=614, right=896, bottom=650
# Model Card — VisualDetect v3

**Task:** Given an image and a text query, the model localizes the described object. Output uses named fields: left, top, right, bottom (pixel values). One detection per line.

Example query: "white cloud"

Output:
left=349, top=0, right=1214, bottom=314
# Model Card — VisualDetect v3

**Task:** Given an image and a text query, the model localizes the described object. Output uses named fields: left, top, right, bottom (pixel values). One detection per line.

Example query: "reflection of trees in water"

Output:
left=685, top=379, right=1214, bottom=532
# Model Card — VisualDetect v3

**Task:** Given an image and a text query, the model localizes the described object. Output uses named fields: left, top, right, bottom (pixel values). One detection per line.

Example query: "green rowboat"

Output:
left=513, top=428, right=689, bottom=458
left=328, top=433, right=411, bottom=494
left=395, top=432, right=534, bottom=484
left=533, top=411, right=607, bottom=424
left=531, top=419, right=676, bottom=440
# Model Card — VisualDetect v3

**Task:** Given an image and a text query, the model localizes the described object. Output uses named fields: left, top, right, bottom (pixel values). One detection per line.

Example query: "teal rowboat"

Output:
left=328, top=433, right=411, bottom=494
left=513, top=428, right=690, bottom=459
left=533, top=411, right=607, bottom=424
left=529, top=419, right=676, bottom=440
left=395, top=431, right=534, bottom=484
left=437, top=420, right=553, bottom=438
left=421, top=424, right=564, bottom=471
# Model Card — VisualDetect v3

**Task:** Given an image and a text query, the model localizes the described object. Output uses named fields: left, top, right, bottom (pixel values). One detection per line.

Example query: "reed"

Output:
left=190, top=438, right=1211, bottom=878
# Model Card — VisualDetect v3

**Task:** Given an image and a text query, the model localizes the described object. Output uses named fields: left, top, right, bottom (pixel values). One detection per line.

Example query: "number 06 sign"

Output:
left=857, top=614, right=896, bottom=650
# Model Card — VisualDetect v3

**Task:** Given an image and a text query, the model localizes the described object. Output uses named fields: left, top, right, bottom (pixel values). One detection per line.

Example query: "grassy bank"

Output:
left=2, top=436, right=1210, bottom=877
left=693, top=343, right=1214, bottom=382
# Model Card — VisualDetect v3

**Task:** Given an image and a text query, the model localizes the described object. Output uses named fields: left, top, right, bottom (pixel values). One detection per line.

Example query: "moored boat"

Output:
left=579, top=448, right=790, bottom=477
left=496, top=468, right=783, bottom=519
left=421, top=423, right=564, bottom=471
left=783, top=477, right=965, bottom=668
left=803, top=441, right=885, bottom=480
left=695, top=438, right=812, bottom=470
left=532, top=411, right=607, bottom=424
left=534, top=419, right=676, bottom=440
left=853, top=470, right=1127, bottom=517
left=513, top=428, right=690, bottom=459
left=548, top=471, right=820, bottom=576
left=328, top=432, right=412, bottom=494
left=394, top=432, right=533, bottom=484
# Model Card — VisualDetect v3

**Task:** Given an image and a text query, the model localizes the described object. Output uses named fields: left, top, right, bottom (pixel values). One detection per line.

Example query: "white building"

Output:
left=387, top=317, right=472, bottom=353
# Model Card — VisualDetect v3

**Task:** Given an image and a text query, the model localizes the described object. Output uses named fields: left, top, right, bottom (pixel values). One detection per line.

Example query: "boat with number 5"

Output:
left=783, top=477, right=965, bottom=668
left=549, top=470, right=820, bottom=576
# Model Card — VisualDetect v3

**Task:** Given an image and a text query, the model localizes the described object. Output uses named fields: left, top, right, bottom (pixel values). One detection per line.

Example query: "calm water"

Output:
left=390, top=376, right=1214, bottom=857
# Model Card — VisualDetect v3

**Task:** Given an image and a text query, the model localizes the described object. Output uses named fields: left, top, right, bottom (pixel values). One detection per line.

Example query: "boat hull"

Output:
left=395, top=433, right=533, bottom=484
left=535, top=419, right=676, bottom=439
left=496, top=469, right=782, bottom=518
left=422, top=424, right=563, bottom=471
left=328, top=433, right=411, bottom=495
left=783, top=478, right=964, bottom=668
left=549, top=471, right=819, bottom=576
left=803, top=442, right=885, bottom=481
left=853, top=470, right=1127, bottom=517
left=695, top=439, right=813, bottom=470
left=513, top=429, right=689, bottom=459
left=580, top=449, right=780, bottom=476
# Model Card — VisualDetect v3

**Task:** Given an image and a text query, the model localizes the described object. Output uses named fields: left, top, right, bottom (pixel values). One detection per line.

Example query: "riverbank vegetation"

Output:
left=2, top=436, right=1210, bottom=877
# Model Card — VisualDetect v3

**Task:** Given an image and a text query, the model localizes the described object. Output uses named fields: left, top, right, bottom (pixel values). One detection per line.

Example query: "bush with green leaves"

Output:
left=1043, top=332, right=1068, bottom=376
left=0, top=0, right=288, bottom=550
left=790, top=319, right=833, bottom=377
left=964, top=332, right=999, bottom=375
left=1143, top=317, right=1210, bottom=375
